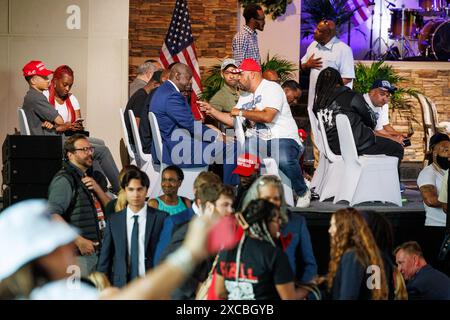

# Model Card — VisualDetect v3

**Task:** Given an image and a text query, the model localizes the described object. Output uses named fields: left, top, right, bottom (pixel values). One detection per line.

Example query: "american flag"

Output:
left=343, top=0, right=371, bottom=27
left=159, top=0, right=204, bottom=121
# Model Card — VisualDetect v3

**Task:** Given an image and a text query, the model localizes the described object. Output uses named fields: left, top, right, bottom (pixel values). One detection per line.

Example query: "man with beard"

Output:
left=48, top=134, right=111, bottom=277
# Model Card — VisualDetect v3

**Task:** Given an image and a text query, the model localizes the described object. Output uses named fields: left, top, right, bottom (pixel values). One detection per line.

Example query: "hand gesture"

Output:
left=75, top=236, right=98, bottom=255
left=306, top=54, right=322, bottom=70
left=82, top=175, right=101, bottom=194
left=41, top=121, right=54, bottom=129
left=197, top=101, right=215, bottom=117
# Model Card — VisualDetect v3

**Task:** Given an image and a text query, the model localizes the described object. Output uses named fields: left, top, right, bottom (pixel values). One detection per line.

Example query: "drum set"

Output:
left=387, top=0, right=450, bottom=60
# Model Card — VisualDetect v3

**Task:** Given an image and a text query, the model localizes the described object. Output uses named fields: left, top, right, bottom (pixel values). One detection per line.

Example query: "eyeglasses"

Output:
left=73, top=147, right=95, bottom=153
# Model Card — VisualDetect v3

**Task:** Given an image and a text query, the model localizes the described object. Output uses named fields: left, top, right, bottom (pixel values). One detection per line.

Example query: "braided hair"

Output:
left=312, top=67, right=344, bottom=114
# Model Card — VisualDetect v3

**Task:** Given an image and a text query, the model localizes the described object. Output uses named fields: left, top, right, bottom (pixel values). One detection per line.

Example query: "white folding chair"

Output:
left=234, top=117, right=295, bottom=206
left=308, top=109, right=328, bottom=197
left=119, top=108, right=137, bottom=166
left=148, top=112, right=207, bottom=200
left=316, top=113, right=344, bottom=202
left=334, top=114, right=402, bottom=207
left=17, top=108, right=30, bottom=135
left=128, top=110, right=161, bottom=198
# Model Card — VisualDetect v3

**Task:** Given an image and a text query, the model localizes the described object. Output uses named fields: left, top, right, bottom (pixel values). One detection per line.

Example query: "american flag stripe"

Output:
left=343, top=0, right=371, bottom=27
left=159, top=0, right=204, bottom=121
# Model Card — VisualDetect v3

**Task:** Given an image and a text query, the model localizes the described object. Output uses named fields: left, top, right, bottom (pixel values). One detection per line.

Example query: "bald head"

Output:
left=262, top=69, right=280, bottom=83
left=314, top=19, right=337, bottom=45
left=169, top=63, right=193, bottom=92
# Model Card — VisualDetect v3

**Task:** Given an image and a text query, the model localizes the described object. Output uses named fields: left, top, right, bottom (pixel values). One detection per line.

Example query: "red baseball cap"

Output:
left=232, top=153, right=261, bottom=176
left=232, top=58, right=262, bottom=74
left=22, top=60, right=53, bottom=77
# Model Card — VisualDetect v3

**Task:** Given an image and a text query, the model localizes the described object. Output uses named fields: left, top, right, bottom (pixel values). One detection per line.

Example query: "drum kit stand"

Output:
left=365, top=0, right=450, bottom=61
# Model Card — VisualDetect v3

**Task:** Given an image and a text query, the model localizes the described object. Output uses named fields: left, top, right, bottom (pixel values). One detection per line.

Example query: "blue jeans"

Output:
left=246, top=137, right=308, bottom=196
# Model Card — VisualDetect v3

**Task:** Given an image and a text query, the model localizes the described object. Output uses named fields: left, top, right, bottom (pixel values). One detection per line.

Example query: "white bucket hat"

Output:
left=0, top=199, right=78, bottom=281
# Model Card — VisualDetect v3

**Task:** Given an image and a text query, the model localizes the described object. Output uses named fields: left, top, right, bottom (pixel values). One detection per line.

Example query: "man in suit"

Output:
left=149, top=63, right=238, bottom=185
left=97, top=169, right=167, bottom=287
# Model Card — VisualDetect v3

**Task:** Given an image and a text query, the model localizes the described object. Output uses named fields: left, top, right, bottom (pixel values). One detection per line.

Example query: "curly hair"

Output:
left=327, top=208, right=388, bottom=300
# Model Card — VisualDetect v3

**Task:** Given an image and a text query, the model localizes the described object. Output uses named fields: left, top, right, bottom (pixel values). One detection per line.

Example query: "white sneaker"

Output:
left=296, top=189, right=311, bottom=208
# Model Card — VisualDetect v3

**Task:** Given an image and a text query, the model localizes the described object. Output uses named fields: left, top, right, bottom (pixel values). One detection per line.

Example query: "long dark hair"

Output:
left=313, top=67, right=344, bottom=114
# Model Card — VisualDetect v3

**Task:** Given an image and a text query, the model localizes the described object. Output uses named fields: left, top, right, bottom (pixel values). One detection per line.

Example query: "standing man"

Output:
left=48, top=134, right=111, bottom=277
left=300, top=20, right=355, bottom=165
left=97, top=169, right=168, bottom=287
left=199, top=58, right=311, bottom=208
left=364, top=79, right=406, bottom=145
left=232, top=4, right=265, bottom=66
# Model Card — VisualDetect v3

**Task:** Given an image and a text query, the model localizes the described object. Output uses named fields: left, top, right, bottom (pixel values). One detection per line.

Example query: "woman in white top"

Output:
left=43, top=65, right=81, bottom=123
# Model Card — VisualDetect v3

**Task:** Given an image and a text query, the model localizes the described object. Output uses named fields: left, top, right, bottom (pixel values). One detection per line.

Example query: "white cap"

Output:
left=0, top=199, right=79, bottom=281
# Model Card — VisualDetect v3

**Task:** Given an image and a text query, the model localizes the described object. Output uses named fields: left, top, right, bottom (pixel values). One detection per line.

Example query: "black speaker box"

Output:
left=2, top=134, right=63, bottom=163
left=2, top=158, right=62, bottom=184
left=2, top=184, right=48, bottom=208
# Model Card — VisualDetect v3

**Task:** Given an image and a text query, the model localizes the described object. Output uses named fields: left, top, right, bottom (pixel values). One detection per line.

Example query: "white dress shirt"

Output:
left=126, top=205, right=147, bottom=277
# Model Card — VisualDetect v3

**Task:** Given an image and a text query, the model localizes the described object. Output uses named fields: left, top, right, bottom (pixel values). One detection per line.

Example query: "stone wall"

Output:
left=129, top=0, right=238, bottom=81
left=388, top=65, right=450, bottom=162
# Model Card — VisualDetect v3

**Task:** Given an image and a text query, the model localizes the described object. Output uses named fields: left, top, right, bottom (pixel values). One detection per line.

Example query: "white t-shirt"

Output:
left=236, top=79, right=301, bottom=145
left=43, top=90, right=80, bottom=123
left=363, top=93, right=389, bottom=131
left=417, top=165, right=447, bottom=226
left=301, top=37, right=355, bottom=112
left=438, top=170, right=448, bottom=204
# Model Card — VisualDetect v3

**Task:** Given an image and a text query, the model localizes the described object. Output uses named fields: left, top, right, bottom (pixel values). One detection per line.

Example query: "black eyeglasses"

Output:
left=73, top=147, right=95, bottom=153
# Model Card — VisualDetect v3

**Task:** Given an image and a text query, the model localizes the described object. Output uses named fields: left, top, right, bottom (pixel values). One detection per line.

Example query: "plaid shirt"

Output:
left=232, top=25, right=261, bottom=66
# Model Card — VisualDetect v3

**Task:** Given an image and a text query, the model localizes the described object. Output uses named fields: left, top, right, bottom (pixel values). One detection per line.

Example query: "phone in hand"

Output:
left=206, top=216, right=243, bottom=254
left=403, top=138, right=411, bottom=147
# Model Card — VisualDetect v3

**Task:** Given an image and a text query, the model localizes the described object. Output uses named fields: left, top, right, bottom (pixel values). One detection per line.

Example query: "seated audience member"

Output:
left=43, top=65, right=81, bottom=123
left=149, top=63, right=238, bottom=185
left=363, top=211, right=407, bottom=300
left=233, top=153, right=261, bottom=211
left=157, top=180, right=224, bottom=300
left=418, top=133, right=450, bottom=227
left=97, top=169, right=168, bottom=287
left=199, top=58, right=310, bottom=207
left=215, top=199, right=308, bottom=300
left=313, top=67, right=404, bottom=167
left=282, top=80, right=302, bottom=107
left=0, top=199, right=221, bottom=300
left=209, top=58, right=239, bottom=114
left=104, top=165, right=140, bottom=218
left=363, top=79, right=406, bottom=145
left=21, top=60, right=120, bottom=192
left=48, top=134, right=111, bottom=277
left=241, top=175, right=317, bottom=284
left=129, top=60, right=158, bottom=97
left=327, top=208, right=388, bottom=300
left=262, top=69, right=280, bottom=83
left=124, top=73, right=161, bottom=152
left=395, top=241, right=450, bottom=300
left=148, top=165, right=191, bottom=215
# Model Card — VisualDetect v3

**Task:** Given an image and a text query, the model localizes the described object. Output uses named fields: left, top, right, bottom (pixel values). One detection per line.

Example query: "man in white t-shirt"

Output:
left=363, top=79, right=406, bottom=145
left=198, top=59, right=310, bottom=207
left=417, top=133, right=450, bottom=226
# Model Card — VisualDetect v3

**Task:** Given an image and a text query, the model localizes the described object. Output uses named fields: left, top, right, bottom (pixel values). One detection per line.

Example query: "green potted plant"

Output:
left=238, top=0, right=293, bottom=20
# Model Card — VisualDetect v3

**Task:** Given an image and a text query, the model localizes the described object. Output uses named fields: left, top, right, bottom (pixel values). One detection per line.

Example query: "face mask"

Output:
left=436, top=155, right=450, bottom=170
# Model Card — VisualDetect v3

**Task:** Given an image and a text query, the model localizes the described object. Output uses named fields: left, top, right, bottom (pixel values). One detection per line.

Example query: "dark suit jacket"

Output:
left=97, top=206, right=168, bottom=287
left=149, top=80, right=210, bottom=167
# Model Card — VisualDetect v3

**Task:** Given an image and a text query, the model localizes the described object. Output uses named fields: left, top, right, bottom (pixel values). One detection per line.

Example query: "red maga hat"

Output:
left=232, top=58, right=262, bottom=73
left=232, top=153, right=261, bottom=176
left=22, top=60, right=53, bottom=77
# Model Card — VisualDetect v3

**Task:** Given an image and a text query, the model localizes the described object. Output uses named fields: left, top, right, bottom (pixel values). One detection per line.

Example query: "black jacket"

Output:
left=314, top=86, right=377, bottom=155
